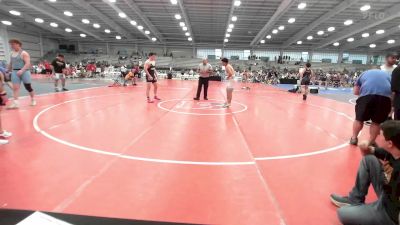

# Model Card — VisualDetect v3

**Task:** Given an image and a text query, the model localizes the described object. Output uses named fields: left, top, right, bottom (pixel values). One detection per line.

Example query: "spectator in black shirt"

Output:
left=392, top=67, right=400, bottom=120
left=330, top=120, right=400, bottom=225
left=51, top=54, right=68, bottom=92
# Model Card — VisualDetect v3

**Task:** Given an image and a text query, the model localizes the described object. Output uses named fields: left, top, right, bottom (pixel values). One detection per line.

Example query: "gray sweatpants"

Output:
left=338, top=155, right=397, bottom=225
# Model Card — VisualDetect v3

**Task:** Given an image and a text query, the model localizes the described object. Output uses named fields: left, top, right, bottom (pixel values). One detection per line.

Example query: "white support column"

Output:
left=39, top=34, right=44, bottom=57
left=106, top=42, right=110, bottom=55
left=308, top=51, right=313, bottom=62
left=338, top=51, right=344, bottom=64
left=0, top=26, right=10, bottom=62
left=367, top=54, right=372, bottom=65
left=192, top=46, right=196, bottom=58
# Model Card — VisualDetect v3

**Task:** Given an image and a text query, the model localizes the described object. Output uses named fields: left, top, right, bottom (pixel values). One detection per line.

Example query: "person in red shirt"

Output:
left=44, top=60, right=52, bottom=75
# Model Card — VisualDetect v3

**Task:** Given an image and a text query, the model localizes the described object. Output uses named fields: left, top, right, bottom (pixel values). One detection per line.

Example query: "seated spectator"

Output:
left=330, top=120, right=400, bottom=225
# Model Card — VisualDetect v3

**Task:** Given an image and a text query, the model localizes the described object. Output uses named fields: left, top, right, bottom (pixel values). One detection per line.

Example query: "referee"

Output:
left=194, top=59, right=213, bottom=100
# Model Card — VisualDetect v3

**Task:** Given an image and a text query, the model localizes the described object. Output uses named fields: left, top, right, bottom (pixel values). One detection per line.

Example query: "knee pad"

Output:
left=23, top=83, right=34, bottom=92
left=0, top=93, right=8, bottom=106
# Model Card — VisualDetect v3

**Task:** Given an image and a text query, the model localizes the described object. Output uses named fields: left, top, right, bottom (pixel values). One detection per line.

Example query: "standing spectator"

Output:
left=51, top=54, right=68, bottom=92
left=350, top=69, right=392, bottom=146
left=381, top=53, right=398, bottom=74
left=392, top=66, right=400, bottom=120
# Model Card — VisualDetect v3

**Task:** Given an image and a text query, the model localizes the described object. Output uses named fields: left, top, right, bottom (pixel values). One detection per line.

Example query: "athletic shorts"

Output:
left=55, top=73, right=65, bottom=80
left=11, top=70, right=32, bottom=84
left=146, top=75, right=157, bottom=83
left=226, top=79, right=234, bottom=90
left=355, top=95, right=391, bottom=124
left=301, top=77, right=311, bottom=85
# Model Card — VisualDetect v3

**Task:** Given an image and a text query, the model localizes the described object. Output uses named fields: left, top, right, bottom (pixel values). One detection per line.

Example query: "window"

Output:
left=312, top=52, right=339, bottom=63
left=348, top=53, right=367, bottom=64
left=253, top=50, right=280, bottom=60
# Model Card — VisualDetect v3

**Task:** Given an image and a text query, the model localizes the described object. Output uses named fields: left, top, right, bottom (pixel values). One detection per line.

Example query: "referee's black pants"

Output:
left=196, top=77, right=209, bottom=99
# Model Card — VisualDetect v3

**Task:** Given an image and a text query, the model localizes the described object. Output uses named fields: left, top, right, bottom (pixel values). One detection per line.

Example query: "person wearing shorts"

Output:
left=299, top=62, right=314, bottom=101
left=350, top=69, right=392, bottom=146
left=221, top=58, right=235, bottom=108
left=0, top=69, right=13, bottom=144
left=7, top=39, right=36, bottom=109
left=144, top=53, right=161, bottom=103
left=51, top=54, right=68, bottom=92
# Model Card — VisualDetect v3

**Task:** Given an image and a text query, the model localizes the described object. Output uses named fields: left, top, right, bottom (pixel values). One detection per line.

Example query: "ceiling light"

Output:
left=278, top=25, right=285, bottom=30
left=226, top=34, right=231, bottom=37
left=130, top=20, right=137, bottom=26
left=376, top=29, right=385, bottom=34
left=344, top=20, right=353, bottom=26
left=116, top=36, right=121, bottom=40
left=288, top=18, right=296, bottom=23
left=145, top=30, right=150, bottom=34
left=388, top=39, right=395, bottom=44
left=298, top=2, right=307, bottom=9
left=307, top=36, right=313, bottom=40
left=360, top=4, right=371, bottom=11
left=272, top=29, right=278, bottom=34
left=179, top=22, right=185, bottom=27
left=108, top=0, right=116, bottom=2
left=227, top=28, right=232, bottom=33
left=80, top=33, right=86, bottom=38
left=369, top=44, right=376, bottom=48
left=93, top=23, right=100, bottom=28
left=361, top=33, right=369, bottom=38
left=50, top=22, right=58, bottom=27
left=152, top=37, right=157, bottom=41
left=333, top=42, right=340, bottom=46
left=266, top=35, right=271, bottom=39
left=188, top=37, right=193, bottom=41
left=48, top=0, right=56, bottom=2
left=34, top=18, right=44, bottom=23
left=297, top=41, right=302, bottom=45
left=182, top=27, right=188, bottom=31
left=347, top=37, right=354, bottom=42
left=229, top=24, right=234, bottom=29
left=138, top=25, right=143, bottom=30
left=232, top=16, right=237, bottom=22
left=317, top=31, right=324, bottom=35
left=9, top=10, right=21, bottom=16
left=82, top=19, right=90, bottom=24
left=234, top=0, right=241, bottom=7
left=1, top=21, right=12, bottom=26
left=175, top=14, right=181, bottom=20
left=327, top=27, right=335, bottom=32
left=170, top=0, right=178, bottom=4
left=224, top=39, right=229, bottom=42
left=64, top=11, right=73, bottom=17
left=185, top=32, right=190, bottom=36
left=118, top=12, right=126, bottom=18
left=65, top=28, right=72, bottom=32
left=260, top=40, right=265, bottom=44
left=104, top=29, right=111, bottom=33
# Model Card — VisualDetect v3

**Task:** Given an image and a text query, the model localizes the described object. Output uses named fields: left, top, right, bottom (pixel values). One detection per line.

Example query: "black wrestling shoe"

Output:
left=193, top=97, right=200, bottom=101
left=62, top=88, right=69, bottom=91
left=330, top=194, right=352, bottom=208
left=204, top=97, right=208, bottom=100
left=350, top=137, right=358, bottom=146
left=303, top=94, right=307, bottom=101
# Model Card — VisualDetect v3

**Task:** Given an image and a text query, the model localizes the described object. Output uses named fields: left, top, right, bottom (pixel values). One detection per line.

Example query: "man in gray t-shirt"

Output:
left=194, top=59, right=213, bottom=100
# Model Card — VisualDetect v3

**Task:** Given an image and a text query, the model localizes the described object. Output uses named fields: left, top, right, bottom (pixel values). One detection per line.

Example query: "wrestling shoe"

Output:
left=147, top=98, right=154, bottom=103
left=6, top=102, right=19, bottom=110
left=222, top=103, right=230, bottom=108
left=330, top=194, right=352, bottom=208
left=350, top=137, right=358, bottom=146
left=0, top=130, right=12, bottom=138
left=154, top=96, right=161, bottom=100
left=193, top=97, right=200, bottom=101
left=0, top=139, right=9, bottom=145
left=31, top=99, right=37, bottom=106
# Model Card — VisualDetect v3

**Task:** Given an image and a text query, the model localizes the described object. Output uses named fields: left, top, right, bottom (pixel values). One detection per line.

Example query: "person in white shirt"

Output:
left=194, top=59, right=213, bottom=100
left=221, top=58, right=235, bottom=108
left=380, top=53, right=398, bottom=74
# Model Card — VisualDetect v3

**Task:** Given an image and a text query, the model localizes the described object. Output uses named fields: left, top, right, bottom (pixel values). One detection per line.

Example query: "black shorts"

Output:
left=146, top=75, right=157, bottom=83
left=301, top=77, right=310, bottom=85
left=355, top=95, right=391, bottom=124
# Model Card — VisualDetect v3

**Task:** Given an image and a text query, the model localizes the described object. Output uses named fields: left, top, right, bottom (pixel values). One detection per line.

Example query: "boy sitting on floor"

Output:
left=330, top=120, right=400, bottom=225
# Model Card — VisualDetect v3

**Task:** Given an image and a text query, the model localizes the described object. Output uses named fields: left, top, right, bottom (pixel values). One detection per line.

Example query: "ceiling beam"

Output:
left=0, top=6, right=67, bottom=38
left=14, top=0, right=103, bottom=40
left=315, top=3, right=400, bottom=49
left=373, top=42, right=400, bottom=51
left=177, top=0, right=194, bottom=43
left=122, top=0, right=165, bottom=43
left=282, top=0, right=360, bottom=48
left=70, top=0, right=134, bottom=40
left=341, top=26, right=400, bottom=50
left=223, top=0, right=235, bottom=45
left=250, top=0, right=296, bottom=46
